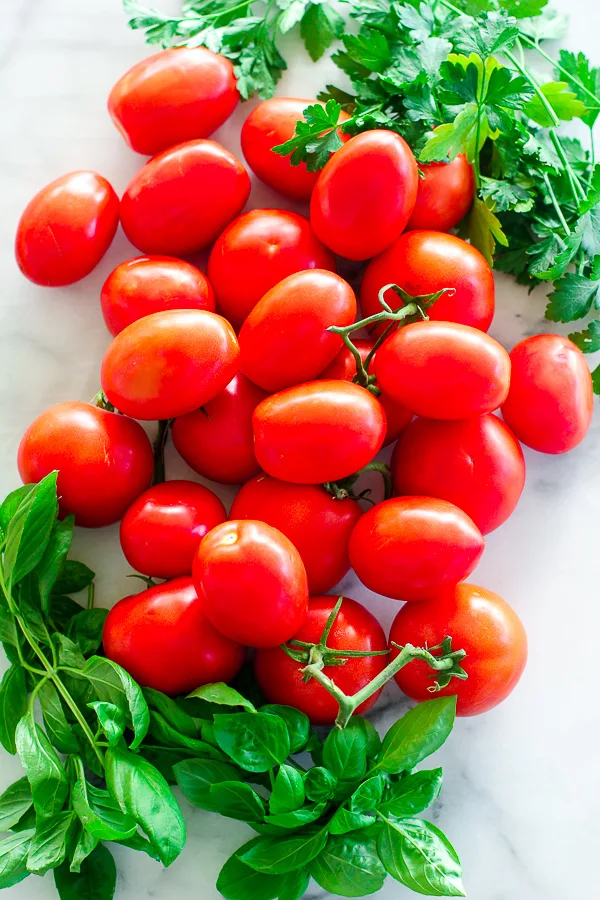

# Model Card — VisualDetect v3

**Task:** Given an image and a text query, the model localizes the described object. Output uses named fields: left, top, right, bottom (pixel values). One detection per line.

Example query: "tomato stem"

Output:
left=324, top=462, right=393, bottom=503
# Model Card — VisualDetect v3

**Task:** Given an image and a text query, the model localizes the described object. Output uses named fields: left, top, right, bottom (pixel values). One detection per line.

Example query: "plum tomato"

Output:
left=238, top=270, right=356, bottom=392
left=192, top=520, right=309, bottom=648
left=120, top=480, right=226, bottom=579
left=120, top=139, right=250, bottom=256
left=172, top=374, right=267, bottom=485
left=501, top=334, right=593, bottom=454
left=375, top=320, right=511, bottom=419
left=348, top=496, right=484, bottom=601
left=103, top=576, right=245, bottom=696
left=360, top=231, right=495, bottom=336
left=392, top=415, right=526, bottom=534
left=389, top=583, right=528, bottom=716
left=17, top=401, right=153, bottom=528
left=254, top=595, right=388, bottom=725
left=253, top=380, right=387, bottom=484
left=406, top=156, right=475, bottom=232
left=207, top=209, right=335, bottom=329
left=100, top=309, right=239, bottom=420
left=108, top=47, right=239, bottom=155
left=230, top=475, right=362, bottom=594
left=15, top=171, right=119, bottom=286
left=310, top=130, right=418, bottom=260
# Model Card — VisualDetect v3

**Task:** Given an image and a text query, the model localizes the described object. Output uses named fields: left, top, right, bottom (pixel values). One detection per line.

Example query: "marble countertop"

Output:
left=1, top=1, right=599, bottom=898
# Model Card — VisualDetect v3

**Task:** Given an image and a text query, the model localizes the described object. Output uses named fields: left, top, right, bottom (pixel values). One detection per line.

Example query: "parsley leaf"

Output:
left=449, top=11, right=520, bottom=57
left=569, top=319, right=600, bottom=353
left=546, top=267, right=600, bottom=322
left=480, top=178, right=534, bottom=212
left=468, top=197, right=509, bottom=264
left=272, top=100, right=344, bottom=170
left=555, top=50, right=600, bottom=128
left=525, top=81, right=588, bottom=127
left=300, top=2, right=345, bottom=61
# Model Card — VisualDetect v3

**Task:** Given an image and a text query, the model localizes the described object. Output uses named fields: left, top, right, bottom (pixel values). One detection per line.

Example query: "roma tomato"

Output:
left=240, top=98, right=350, bottom=202
left=15, top=171, right=119, bottom=286
left=406, top=156, right=474, bottom=232
left=192, top=520, right=308, bottom=647
left=120, top=480, right=226, bottom=579
left=103, top=577, right=245, bottom=696
left=389, top=583, right=527, bottom=716
left=208, top=209, right=335, bottom=329
left=310, top=131, right=418, bottom=260
left=17, top=401, right=153, bottom=528
left=375, top=321, right=510, bottom=419
left=120, top=139, right=250, bottom=256
left=108, top=47, right=238, bottom=155
left=239, top=270, right=356, bottom=392
left=253, top=381, right=386, bottom=484
left=502, top=334, right=593, bottom=454
left=360, top=231, right=495, bottom=336
left=392, top=415, right=526, bottom=534
left=230, top=475, right=362, bottom=594
left=348, top=496, right=484, bottom=601
left=101, top=256, right=215, bottom=336
left=254, top=595, right=388, bottom=725
left=172, top=374, right=267, bottom=484
left=100, top=309, right=239, bottom=420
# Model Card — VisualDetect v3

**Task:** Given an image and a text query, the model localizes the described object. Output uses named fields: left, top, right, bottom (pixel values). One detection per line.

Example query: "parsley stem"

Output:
left=504, top=50, right=560, bottom=128
left=549, top=130, right=587, bottom=204
left=542, top=171, right=571, bottom=235
left=520, top=34, right=600, bottom=107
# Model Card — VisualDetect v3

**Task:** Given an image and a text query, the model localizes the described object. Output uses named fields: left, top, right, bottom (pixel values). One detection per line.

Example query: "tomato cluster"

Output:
left=15, top=47, right=594, bottom=724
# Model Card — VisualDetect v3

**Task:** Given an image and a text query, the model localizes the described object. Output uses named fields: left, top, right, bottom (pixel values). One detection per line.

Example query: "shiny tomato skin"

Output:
left=253, top=380, right=387, bottom=484
left=120, top=139, right=250, bottom=256
left=103, top=576, right=245, bottom=696
left=240, top=98, right=350, bottom=202
left=101, top=256, right=215, bottom=336
left=193, top=520, right=309, bottom=648
left=17, top=401, right=153, bottom=528
left=349, top=496, right=484, bottom=601
left=310, top=131, right=418, bottom=260
left=407, top=156, right=475, bottom=232
left=375, top=320, right=511, bottom=420
left=254, top=595, right=388, bottom=725
left=208, top=209, right=335, bottom=329
left=120, top=480, right=226, bottom=579
left=392, top=415, right=525, bottom=534
left=501, top=334, right=593, bottom=454
left=230, top=475, right=362, bottom=594
left=389, top=583, right=527, bottom=716
left=15, top=171, right=119, bottom=286
left=172, top=374, right=267, bottom=484
left=360, top=231, right=495, bottom=337
left=239, top=270, right=356, bottom=392
left=108, top=47, right=239, bottom=155
left=101, top=309, right=239, bottom=421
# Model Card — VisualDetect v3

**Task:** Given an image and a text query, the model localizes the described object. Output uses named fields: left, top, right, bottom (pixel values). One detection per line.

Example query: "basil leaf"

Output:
left=88, top=702, right=125, bottom=747
left=83, top=656, right=149, bottom=749
left=67, top=609, right=107, bottom=656
left=37, top=516, right=74, bottom=613
left=4, top=472, right=58, bottom=585
left=148, top=710, right=217, bottom=756
left=15, top=714, right=68, bottom=819
left=143, top=688, right=200, bottom=738
left=351, top=717, right=382, bottom=760
left=265, top=800, right=327, bottom=829
left=54, top=843, right=116, bottom=900
left=303, top=767, right=337, bottom=802
left=53, top=560, right=95, bottom=596
left=217, top=838, right=284, bottom=900
left=105, top=746, right=186, bottom=866
left=278, top=868, right=310, bottom=900
left=53, top=633, right=86, bottom=669
left=0, top=828, right=35, bottom=888
left=0, top=594, right=18, bottom=646
left=0, top=485, right=34, bottom=533
left=114, top=830, right=160, bottom=861
left=72, top=771, right=137, bottom=842
left=377, top=817, right=465, bottom=897
left=208, top=782, right=266, bottom=822
left=213, top=712, right=290, bottom=773
left=26, top=810, right=75, bottom=874
left=241, top=829, right=328, bottom=874
left=38, top=681, right=81, bottom=754
left=50, top=594, right=84, bottom=630
left=328, top=807, right=375, bottom=835
left=323, top=718, right=367, bottom=781
left=379, top=768, right=443, bottom=818
left=375, top=697, right=456, bottom=774
left=350, top=775, right=385, bottom=813
left=188, top=682, right=255, bottom=711
left=311, top=833, right=386, bottom=897
left=269, top=764, right=305, bottom=814
left=18, top=574, right=51, bottom=643
left=260, top=705, right=310, bottom=753
left=68, top=825, right=98, bottom=874
left=0, top=778, right=32, bottom=831
left=0, top=665, right=28, bottom=754
left=174, top=758, right=243, bottom=809
left=140, top=745, right=195, bottom=783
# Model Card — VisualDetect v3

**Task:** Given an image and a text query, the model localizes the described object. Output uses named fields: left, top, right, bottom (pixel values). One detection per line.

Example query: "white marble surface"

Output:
left=1, top=1, right=600, bottom=898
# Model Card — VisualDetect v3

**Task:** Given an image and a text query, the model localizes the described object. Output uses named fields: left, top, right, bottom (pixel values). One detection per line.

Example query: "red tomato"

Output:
left=375, top=321, right=511, bottom=419
left=502, top=334, right=593, bottom=454
left=101, top=256, right=215, bottom=336
left=208, top=209, right=335, bottom=329
left=103, top=576, right=245, bottom=696
left=172, top=374, right=267, bottom=485
left=17, top=401, right=153, bottom=528
left=310, top=131, right=418, bottom=260
left=108, top=47, right=238, bottom=155
left=253, top=381, right=387, bottom=484
left=360, top=231, right=495, bottom=336
left=407, top=156, right=474, bottom=232
left=389, top=583, right=527, bottom=716
left=230, top=475, right=362, bottom=594
left=15, top=171, right=119, bottom=286
left=192, top=520, right=308, bottom=647
left=120, top=480, right=226, bottom=579
left=348, top=496, right=484, bottom=601
left=392, top=415, right=525, bottom=534
left=254, top=595, right=388, bottom=725
left=100, top=309, right=239, bottom=420
left=120, top=140, right=250, bottom=256
left=240, top=98, right=350, bottom=202
left=238, top=270, right=356, bottom=392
